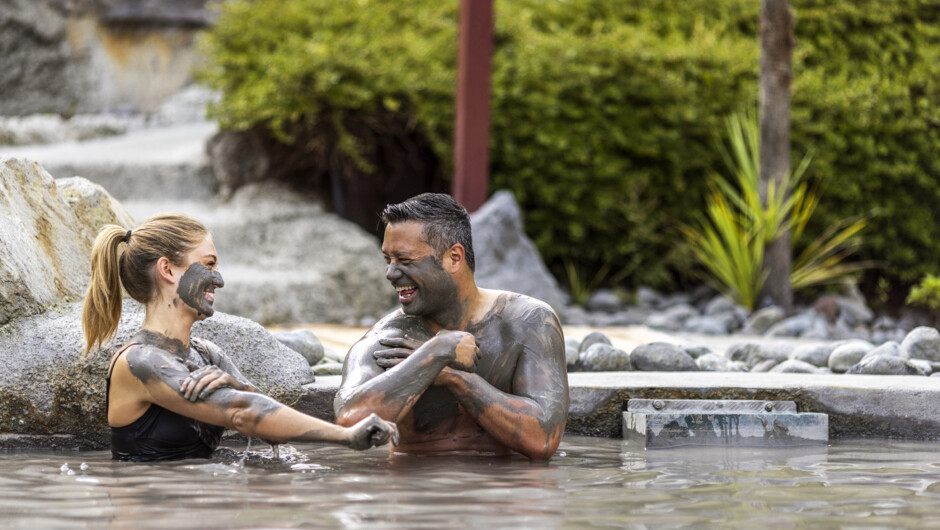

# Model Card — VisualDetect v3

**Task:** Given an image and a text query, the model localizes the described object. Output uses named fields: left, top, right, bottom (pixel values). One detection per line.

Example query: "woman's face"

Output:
left=175, top=235, right=224, bottom=318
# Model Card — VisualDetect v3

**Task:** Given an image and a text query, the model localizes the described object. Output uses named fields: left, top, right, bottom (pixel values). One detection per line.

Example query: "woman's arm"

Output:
left=118, top=345, right=395, bottom=448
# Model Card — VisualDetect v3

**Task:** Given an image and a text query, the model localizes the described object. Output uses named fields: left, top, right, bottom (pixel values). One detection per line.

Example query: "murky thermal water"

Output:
left=1, top=436, right=940, bottom=528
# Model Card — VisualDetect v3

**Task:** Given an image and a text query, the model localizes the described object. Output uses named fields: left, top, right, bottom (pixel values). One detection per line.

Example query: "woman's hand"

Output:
left=345, top=413, right=398, bottom=450
left=180, top=362, right=245, bottom=401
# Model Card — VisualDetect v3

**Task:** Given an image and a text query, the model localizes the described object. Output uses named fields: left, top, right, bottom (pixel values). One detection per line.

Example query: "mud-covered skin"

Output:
left=387, top=255, right=466, bottom=329
left=112, top=330, right=395, bottom=449
left=336, top=292, right=569, bottom=460
left=177, top=263, right=224, bottom=317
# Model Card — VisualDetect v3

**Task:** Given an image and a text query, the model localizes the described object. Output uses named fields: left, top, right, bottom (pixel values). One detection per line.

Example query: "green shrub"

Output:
left=200, top=0, right=940, bottom=301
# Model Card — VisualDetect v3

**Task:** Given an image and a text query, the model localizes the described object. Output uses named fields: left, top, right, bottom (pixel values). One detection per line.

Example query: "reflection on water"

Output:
left=2, top=436, right=940, bottom=528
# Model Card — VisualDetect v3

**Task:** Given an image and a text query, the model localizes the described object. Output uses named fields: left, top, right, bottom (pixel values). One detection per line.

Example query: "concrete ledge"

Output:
left=300, top=372, right=940, bottom=440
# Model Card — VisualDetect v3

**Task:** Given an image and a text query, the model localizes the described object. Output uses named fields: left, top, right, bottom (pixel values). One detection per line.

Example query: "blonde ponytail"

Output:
left=82, top=226, right=129, bottom=355
left=81, top=213, right=208, bottom=356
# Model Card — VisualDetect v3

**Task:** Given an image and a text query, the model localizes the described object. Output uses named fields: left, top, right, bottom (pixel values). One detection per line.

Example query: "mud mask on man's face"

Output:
left=178, top=263, right=224, bottom=317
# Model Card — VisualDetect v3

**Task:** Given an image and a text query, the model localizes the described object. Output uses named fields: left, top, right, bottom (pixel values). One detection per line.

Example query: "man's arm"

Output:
left=436, top=307, right=569, bottom=460
left=334, top=327, right=479, bottom=427
left=120, top=346, right=395, bottom=449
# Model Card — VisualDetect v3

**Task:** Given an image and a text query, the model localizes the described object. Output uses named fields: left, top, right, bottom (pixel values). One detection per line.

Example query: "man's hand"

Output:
left=345, top=413, right=399, bottom=450
left=373, top=336, right=425, bottom=369
left=433, top=330, right=480, bottom=371
left=180, top=361, right=242, bottom=401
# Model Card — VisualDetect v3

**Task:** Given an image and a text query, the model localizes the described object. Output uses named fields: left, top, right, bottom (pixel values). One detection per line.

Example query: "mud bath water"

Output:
left=2, top=435, right=940, bottom=528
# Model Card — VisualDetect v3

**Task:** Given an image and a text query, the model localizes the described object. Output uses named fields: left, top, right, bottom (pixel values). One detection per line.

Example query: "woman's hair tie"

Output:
left=123, top=230, right=132, bottom=244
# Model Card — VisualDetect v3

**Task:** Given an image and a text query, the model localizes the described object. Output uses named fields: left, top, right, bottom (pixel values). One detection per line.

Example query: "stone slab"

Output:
left=623, top=399, right=828, bottom=449
left=302, top=372, right=940, bottom=441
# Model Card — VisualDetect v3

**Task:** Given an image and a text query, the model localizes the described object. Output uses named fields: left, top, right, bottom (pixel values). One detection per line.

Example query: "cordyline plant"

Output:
left=682, top=110, right=868, bottom=310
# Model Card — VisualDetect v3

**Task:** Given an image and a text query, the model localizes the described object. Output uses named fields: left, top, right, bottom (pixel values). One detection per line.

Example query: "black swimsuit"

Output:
left=106, top=343, right=224, bottom=462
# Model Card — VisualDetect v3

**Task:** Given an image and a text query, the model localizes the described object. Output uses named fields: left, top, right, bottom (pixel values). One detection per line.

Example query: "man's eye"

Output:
left=399, top=260, right=411, bottom=265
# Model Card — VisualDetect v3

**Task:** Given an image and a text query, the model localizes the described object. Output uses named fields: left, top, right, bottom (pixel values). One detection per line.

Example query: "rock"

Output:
left=836, top=295, right=875, bottom=326
left=727, top=343, right=761, bottom=363
left=56, top=176, right=137, bottom=231
left=703, top=295, right=738, bottom=316
left=207, top=182, right=396, bottom=325
left=644, top=303, right=699, bottom=331
left=813, top=295, right=840, bottom=323
left=584, top=289, right=622, bottom=313
left=559, top=305, right=590, bottom=325
left=592, top=309, right=647, bottom=326
left=750, top=359, right=780, bottom=373
left=630, top=342, right=698, bottom=371
left=635, top=286, right=666, bottom=309
left=861, top=341, right=908, bottom=362
left=770, top=359, right=825, bottom=374
left=681, top=315, right=729, bottom=335
left=0, top=157, right=97, bottom=326
left=828, top=340, right=875, bottom=373
left=565, top=345, right=581, bottom=368
left=273, top=329, right=325, bottom=365
left=683, top=345, right=712, bottom=359
left=741, top=306, right=786, bottom=335
left=470, top=191, right=567, bottom=312
left=579, top=343, right=632, bottom=372
left=0, top=299, right=312, bottom=448
left=312, top=362, right=344, bottom=376
left=901, top=327, right=940, bottom=362
left=743, top=343, right=793, bottom=369
left=910, top=359, right=934, bottom=375
left=564, top=337, right=581, bottom=350
left=322, top=347, right=345, bottom=363
left=765, top=311, right=821, bottom=338
left=578, top=331, right=612, bottom=353
left=207, top=129, right=270, bottom=199
left=846, top=356, right=926, bottom=376
left=696, top=353, right=742, bottom=372
left=790, top=343, right=833, bottom=368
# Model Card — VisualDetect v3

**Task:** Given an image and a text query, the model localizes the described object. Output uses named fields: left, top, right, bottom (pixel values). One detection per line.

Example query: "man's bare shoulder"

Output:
left=364, top=309, right=435, bottom=340
left=481, top=289, right=560, bottom=324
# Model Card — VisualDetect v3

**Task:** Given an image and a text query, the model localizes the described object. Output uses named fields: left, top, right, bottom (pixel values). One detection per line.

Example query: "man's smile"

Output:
left=395, top=284, right=417, bottom=303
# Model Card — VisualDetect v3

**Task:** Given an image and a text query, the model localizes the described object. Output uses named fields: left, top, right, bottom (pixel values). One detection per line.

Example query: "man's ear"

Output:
left=444, top=244, right=465, bottom=273
left=155, top=257, right=175, bottom=284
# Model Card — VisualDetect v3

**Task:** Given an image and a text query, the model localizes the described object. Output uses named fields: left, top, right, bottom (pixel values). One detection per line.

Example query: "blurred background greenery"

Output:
left=199, top=0, right=940, bottom=310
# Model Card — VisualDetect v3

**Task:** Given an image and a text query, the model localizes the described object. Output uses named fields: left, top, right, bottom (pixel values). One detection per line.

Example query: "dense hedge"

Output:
left=200, top=0, right=940, bottom=301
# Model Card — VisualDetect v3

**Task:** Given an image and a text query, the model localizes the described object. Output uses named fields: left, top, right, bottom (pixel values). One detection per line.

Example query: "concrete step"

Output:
left=0, top=122, right=218, bottom=201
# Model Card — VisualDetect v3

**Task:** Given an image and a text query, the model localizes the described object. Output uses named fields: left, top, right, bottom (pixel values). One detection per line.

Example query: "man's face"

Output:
left=382, top=221, right=459, bottom=319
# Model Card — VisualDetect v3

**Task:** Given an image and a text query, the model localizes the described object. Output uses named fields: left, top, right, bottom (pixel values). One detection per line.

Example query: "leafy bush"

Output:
left=200, top=0, right=940, bottom=301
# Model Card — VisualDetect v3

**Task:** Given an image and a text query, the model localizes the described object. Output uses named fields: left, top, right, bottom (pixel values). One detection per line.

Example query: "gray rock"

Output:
left=910, top=359, right=934, bottom=375
left=580, top=343, right=632, bottom=372
left=750, top=359, right=780, bottom=373
left=741, top=306, right=786, bottom=335
left=207, top=183, right=397, bottom=325
left=901, top=327, right=940, bottom=362
left=57, top=176, right=137, bottom=231
left=681, top=315, right=729, bottom=335
left=559, top=305, right=590, bottom=325
left=703, top=295, right=737, bottom=316
left=836, top=295, right=875, bottom=326
left=322, top=347, right=345, bottom=363
left=644, top=303, right=699, bottom=331
left=861, top=341, right=908, bottom=362
left=312, top=362, right=345, bottom=376
left=470, top=191, right=567, bottom=312
left=696, top=353, right=737, bottom=372
left=0, top=299, right=312, bottom=448
left=770, top=359, right=825, bottom=374
left=585, top=289, right=622, bottom=313
left=207, top=129, right=270, bottom=199
left=743, top=343, right=793, bottom=369
left=0, top=158, right=98, bottom=326
left=630, top=342, right=698, bottom=372
left=565, top=345, right=581, bottom=368
left=635, top=286, right=665, bottom=309
left=765, top=311, right=821, bottom=338
left=273, top=329, right=325, bottom=365
left=578, top=331, right=612, bottom=353
left=564, top=337, right=581, bottom=350
left=592, top=309, right=646, bottom=326
left=790, top=343, right=833, bottom=368
left=828, top=340, right=875, bottom=373
left=727, top=343, right=761, bottom=363
left=846, top=356, right=926, bottom=376
left=683, top=345, right=713, bottom=359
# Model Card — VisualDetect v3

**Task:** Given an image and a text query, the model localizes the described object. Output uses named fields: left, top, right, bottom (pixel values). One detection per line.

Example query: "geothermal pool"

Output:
left=2, top=435, right=939, bottom=528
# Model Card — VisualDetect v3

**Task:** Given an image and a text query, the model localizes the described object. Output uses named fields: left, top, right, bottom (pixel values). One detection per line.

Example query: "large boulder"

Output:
left=470, top=191, right=567, bottom=313
left=0, top=157, right=97, bottom=325
left=0, top=299, right=313, bottom=449
left=206, top=183, right=397, bottom=325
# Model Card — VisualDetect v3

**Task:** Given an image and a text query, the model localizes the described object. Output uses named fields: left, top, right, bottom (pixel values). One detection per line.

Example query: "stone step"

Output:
left=0, top=122, right=218, bottom=201
left=622, top=399, right=828, bottom=448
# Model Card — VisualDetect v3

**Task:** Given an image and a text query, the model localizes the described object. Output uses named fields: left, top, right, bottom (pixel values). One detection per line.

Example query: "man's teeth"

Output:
left=395, top=285, right=416, bottom=292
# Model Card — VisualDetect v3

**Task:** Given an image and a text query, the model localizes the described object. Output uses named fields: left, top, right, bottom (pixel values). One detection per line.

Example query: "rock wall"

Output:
left=0, top=0, right=211, bottom=116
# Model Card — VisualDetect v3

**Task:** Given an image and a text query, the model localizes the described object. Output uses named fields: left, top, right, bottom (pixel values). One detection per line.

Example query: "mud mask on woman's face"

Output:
left=177, top=263, right=224, bottom=317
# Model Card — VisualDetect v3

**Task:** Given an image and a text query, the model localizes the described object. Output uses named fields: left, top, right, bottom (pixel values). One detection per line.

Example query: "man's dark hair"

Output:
left=381, top=193, right=475, bottom=272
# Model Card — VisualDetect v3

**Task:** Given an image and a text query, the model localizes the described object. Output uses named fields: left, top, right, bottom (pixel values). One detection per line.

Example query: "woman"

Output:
left=82, top=213, right=395, bottom=461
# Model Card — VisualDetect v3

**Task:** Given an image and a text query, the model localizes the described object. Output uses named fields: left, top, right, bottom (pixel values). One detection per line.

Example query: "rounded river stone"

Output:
left=579, top=343, right=632, bottom=372
left=631, top=342, right=698, bottom=372
left=901, top=326, right=940, bottom=362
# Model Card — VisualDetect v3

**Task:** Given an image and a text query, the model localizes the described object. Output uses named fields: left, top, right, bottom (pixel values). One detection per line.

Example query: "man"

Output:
left=334, top=193, right=569, bottom=460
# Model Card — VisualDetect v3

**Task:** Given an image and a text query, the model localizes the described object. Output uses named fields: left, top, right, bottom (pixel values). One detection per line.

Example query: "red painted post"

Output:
left=452, top=0, right=493, bottom=213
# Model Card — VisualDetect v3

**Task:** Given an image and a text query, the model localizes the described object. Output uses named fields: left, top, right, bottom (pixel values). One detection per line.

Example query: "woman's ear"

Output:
left=444, top=244, right=465, bottom=273
left=155, top=257, right=175, bottom=284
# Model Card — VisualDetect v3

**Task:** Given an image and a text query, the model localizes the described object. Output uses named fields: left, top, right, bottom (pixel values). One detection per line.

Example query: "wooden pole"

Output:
left=759, top=0, right=795, bottom=313
left=452, top=0, right=493, bottom=213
